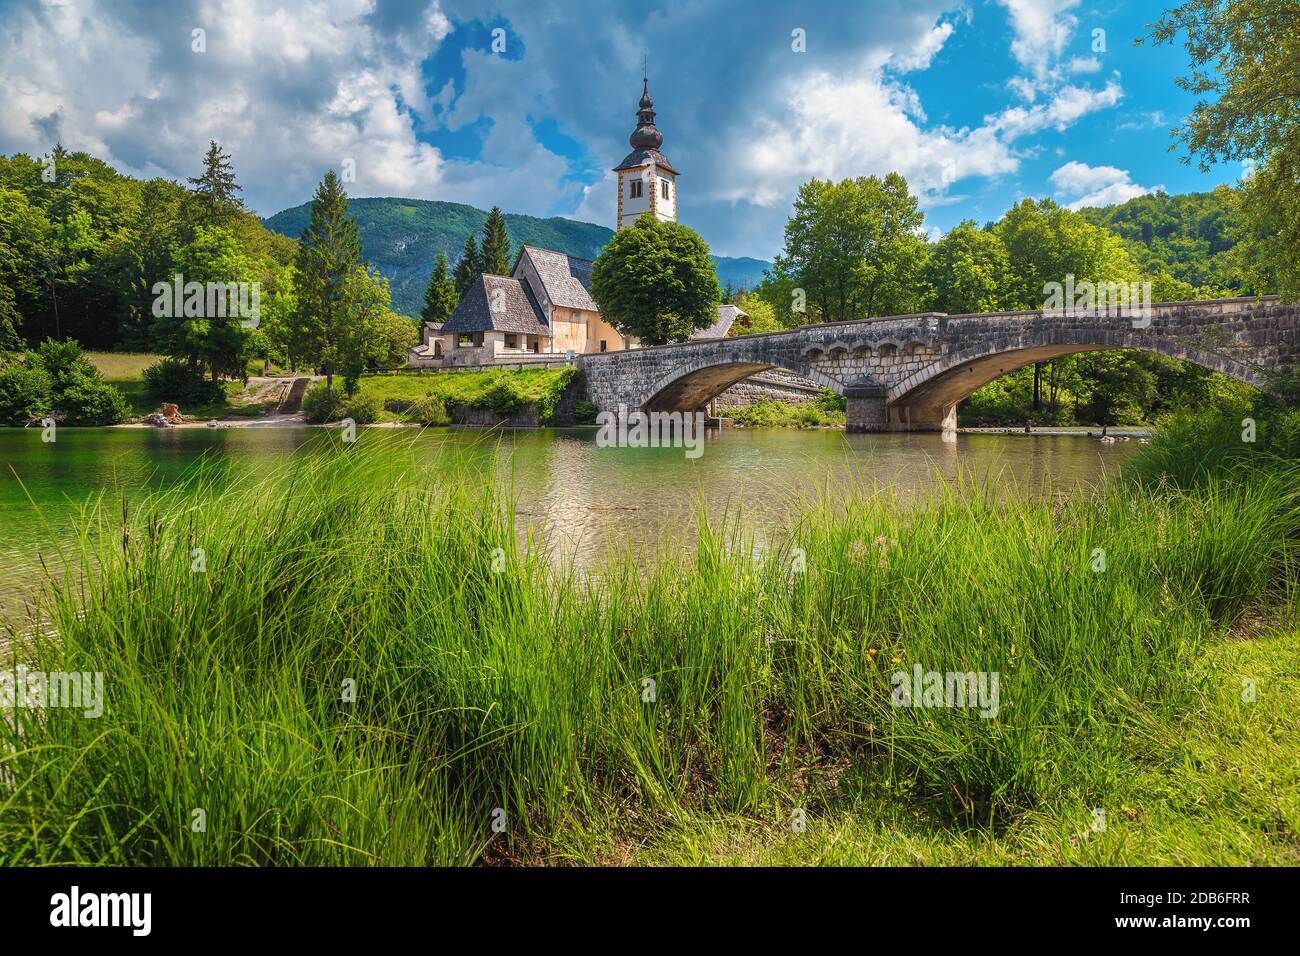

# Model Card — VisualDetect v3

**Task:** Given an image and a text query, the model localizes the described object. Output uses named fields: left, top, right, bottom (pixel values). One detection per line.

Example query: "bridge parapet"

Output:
left=577, top=296, right=1296, bottom=431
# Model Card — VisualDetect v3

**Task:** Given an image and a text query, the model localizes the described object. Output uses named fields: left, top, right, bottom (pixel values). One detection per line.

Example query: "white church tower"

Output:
left=614, top=76, right=678, bottom=230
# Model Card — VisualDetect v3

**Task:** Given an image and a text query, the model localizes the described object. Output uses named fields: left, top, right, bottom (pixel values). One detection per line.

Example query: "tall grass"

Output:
left=1, top=429, right=1297, bottom=865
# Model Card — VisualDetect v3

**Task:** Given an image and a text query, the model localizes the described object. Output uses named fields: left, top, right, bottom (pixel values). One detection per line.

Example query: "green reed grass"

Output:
left=1, top=429, right=1296, bottom=865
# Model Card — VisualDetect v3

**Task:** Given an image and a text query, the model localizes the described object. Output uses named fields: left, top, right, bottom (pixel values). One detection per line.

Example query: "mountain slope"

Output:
left=264, top=197, right=772, bottom=316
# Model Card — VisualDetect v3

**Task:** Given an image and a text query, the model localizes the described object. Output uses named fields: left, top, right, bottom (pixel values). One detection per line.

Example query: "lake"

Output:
left=0, top=425, right=1138, bottom=616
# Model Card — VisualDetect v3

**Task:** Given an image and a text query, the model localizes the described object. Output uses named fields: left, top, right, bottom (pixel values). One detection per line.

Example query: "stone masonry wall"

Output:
left=710, top=370, right=822, bottom=411
left=578, top=296, right=1298, bottom=431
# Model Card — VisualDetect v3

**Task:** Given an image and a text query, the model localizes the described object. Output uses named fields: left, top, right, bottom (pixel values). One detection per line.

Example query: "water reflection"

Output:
left=0, top=425, right=1137, bottom=611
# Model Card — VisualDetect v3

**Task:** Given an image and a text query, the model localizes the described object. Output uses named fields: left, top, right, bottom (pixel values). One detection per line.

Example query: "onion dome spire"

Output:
left=629, top=76, right=663, bottom=151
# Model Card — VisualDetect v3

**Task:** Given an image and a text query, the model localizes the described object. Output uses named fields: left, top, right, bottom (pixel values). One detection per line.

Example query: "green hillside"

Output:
left=263, top=197, right=771, bottom=316
left=1076, top=187, right=1241, bottom=293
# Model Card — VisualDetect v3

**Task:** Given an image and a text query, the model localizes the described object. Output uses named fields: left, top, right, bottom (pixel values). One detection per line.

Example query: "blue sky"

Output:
left=0, top=0, right=1242, bottom=260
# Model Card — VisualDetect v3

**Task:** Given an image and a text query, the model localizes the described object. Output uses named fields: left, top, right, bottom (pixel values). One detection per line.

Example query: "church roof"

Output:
left=515, top=245, right=599, bottom=312
left=439, top=274, right=550, bottom=336
left=614, top=147, right=678, bottom=175
left=690, top=304, right=749, bottom=341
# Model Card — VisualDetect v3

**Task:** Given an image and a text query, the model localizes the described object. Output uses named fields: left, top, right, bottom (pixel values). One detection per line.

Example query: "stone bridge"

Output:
left=578, top=296, right=1298, bottom=431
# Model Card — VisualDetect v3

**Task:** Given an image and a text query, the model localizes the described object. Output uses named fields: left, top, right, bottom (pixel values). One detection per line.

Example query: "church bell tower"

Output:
left=614, top=73, right=678, bottom=230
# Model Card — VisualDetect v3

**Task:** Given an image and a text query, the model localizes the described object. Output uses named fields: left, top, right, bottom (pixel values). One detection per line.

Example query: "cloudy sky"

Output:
left=0, top=0, right=1240, bottom=259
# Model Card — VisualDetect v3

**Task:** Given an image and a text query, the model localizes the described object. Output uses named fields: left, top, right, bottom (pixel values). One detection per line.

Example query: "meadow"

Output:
left=1, top=409, right=1297, bottom=866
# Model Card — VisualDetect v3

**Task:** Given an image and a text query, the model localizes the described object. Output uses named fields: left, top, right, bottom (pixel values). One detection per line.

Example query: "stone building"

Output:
left=409, top=77, right=734, bottom=369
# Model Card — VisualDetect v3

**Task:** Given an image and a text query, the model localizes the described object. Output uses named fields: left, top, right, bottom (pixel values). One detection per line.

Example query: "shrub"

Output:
left=0, top=356, right=53, bottom=425
left=573, top=400, right=598, bottom=425
left=54, top=375, right=131, bottom=425
left=483, top=379, right=526, bottom=416
left=411, top=395, right=449, bottom=425
left=36, top=338, right=96, bottom=384
left=343, top=391, right=381, bottom=425
left=142, top=358, right=224, bottom=407
left=302, top=382, right=344, bottom=424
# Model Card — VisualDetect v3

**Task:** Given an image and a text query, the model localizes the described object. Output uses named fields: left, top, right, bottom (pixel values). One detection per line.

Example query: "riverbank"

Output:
left=2, top=414, right=1296, bottom=866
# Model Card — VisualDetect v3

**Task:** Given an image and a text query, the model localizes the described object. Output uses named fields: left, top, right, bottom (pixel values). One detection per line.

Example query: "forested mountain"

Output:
left=263, top=197, right=772, bottom=316
left=1076, top=187, right=1241, bottom=293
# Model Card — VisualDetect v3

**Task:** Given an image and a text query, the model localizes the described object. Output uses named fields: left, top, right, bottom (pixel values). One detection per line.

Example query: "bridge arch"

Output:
left=888, top=330, right=1264, bottom=412
left=640, top=357, right=843, bottom=412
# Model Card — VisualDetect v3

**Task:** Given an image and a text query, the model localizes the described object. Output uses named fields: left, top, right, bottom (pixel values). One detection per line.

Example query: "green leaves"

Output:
left=925, top=220, right=1012, bottom=315
left=778, top=173, right=927, bottom=322
left=1148, top=0, right=1300, bottom=300
left=452, top=234, right=480, bottom=298
left=480, top=206, right=512, bottom=278
left=589, top=214, right=721, bottom=345
left=993, top=198, right=1141, bottom=310
left=291, top=171, right=385, bottom=393
left=421, top=251, right=457, bottom=325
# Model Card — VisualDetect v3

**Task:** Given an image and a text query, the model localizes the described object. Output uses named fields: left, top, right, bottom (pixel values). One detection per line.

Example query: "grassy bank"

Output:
left=1, top=417, right=1297, bottom=865
left=313, top=367, right=579, bottom=425
left=87, top=351, right=282, bottom=420
left=719, top=389, right=847, bottom=429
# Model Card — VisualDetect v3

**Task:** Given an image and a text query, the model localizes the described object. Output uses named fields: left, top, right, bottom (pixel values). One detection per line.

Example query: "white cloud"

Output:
left=892, top=20, right=956, bottom=72
left=1049, top=160, right=1161, bottom=208
left=1114, top=110, right=1169, bottom=132
left=0, top=0, right=465, bottom=214
left=573, top=170, right=618, bottom=226
left=992, top=77, right=1124, bottom=138
left=0, top=0, right=1140, bottom=260
left=726, top=70, right=1018, bottom=210
left=995, top=0, right=1082, bottom=98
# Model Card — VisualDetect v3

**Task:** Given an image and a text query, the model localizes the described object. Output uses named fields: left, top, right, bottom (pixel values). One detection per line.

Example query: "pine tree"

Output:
left=421, top=252, right=458, bottom=324
left=292, top=170, right=361, bottom=397
left=453, top=235, right=481, bottom=298
left=187, top=140, right=243, bottom=224
left=480, top=206, right=511, bottom=277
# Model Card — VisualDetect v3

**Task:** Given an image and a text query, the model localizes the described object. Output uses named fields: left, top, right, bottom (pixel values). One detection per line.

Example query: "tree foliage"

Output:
left=923, top=221, right=1012, bottom=314
left=187, top=140, right=244, bottom=226
left=421, top=251, right=457, bottom=325
left=452, top=234, right=481, bottom=299
left=589, top=214, right=721, bottom=345
left=480, top=206, right=512, bottom=277
left=772, top=173, right=927, bottom=323
left=0, top=339, right=128, bottom=425
left=1148, top=0, right=1300, bottom=298
left=727, top=291, right=785, bottom=335
left=0, top=146, right=294, bottom=352
left=291, top=171, right=373, bottom=395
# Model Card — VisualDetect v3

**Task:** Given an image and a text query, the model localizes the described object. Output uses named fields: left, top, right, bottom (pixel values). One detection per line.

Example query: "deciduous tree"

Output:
left=774, top=173, right=927, bottom=323
left=589, top=214, right=721, bottom=345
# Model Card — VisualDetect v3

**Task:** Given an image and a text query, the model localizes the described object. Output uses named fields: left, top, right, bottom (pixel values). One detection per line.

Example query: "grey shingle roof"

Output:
left=517, top=246, right=599, bottom=312
left=439, top=274, right=550, bottom=336
left=614, top=147, right=678, bottom=175
left=691, top=304, right=748, bottom=341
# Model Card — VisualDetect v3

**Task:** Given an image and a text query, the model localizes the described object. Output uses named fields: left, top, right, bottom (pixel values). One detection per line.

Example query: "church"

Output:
left=408, top=79, right=744, bottom=367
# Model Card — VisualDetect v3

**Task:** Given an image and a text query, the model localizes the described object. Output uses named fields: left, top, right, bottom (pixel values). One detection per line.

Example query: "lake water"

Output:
left=0, top=426, right=1137, bottom=616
